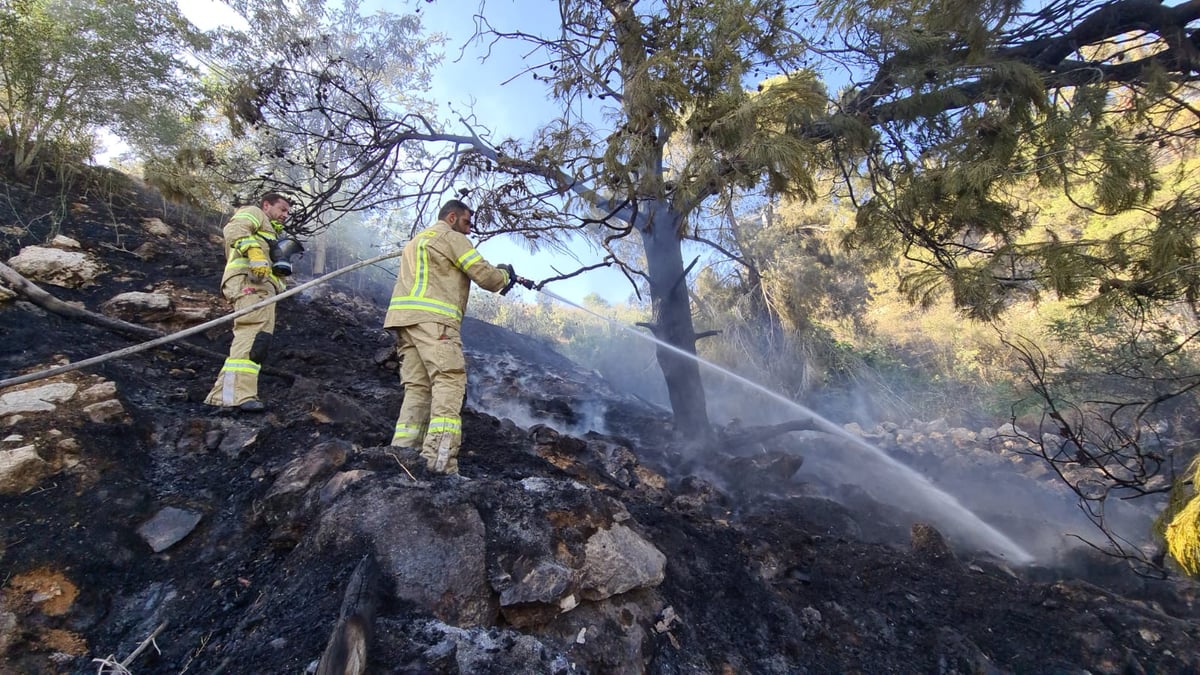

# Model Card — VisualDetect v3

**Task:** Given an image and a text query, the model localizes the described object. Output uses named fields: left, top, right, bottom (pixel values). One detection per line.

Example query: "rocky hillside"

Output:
left=1, top=167, right=1199, bottom=674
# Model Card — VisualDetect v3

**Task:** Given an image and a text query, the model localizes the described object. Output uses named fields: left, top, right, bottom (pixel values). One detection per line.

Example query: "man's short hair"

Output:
left=438, top=199, right=472, bottom=221
left=261, top=192, right=290, bottom=207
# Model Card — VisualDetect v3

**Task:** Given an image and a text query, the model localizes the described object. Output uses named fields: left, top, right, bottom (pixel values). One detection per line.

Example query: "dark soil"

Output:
left=1, top=165, right=1198, bottom=674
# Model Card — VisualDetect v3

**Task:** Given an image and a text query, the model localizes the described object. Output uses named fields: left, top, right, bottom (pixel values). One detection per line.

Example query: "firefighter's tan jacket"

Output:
left=384, top=220, right=510, bottom=329
left=220, top=205, right=286, bottom=292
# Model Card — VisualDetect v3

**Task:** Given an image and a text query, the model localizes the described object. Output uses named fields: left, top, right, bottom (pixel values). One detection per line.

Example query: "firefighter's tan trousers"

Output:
left=205, top=276, right=276, bottom=407
left=392, top=322, right=466, bottom=474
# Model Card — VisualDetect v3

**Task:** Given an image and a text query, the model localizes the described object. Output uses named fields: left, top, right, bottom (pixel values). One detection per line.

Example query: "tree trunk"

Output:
left=313, top=229, right=328, bottom=275
left=640, top=205, right=711, bottom=439
left=11, top=138, right=36, bottom=180
left=607, top=2, right=709, bottom=439
left=307, top=142, right=331, bottom=274
left=316, top=554, right=381, bottom=675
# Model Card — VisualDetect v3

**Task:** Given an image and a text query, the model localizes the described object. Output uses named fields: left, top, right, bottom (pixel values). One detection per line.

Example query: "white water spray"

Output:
left=534, top=287, right=1036, bottom=565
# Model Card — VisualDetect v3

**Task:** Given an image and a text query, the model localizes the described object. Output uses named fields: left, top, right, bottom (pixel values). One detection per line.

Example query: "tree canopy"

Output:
left=0, top=0, right=203, bottom=177
left=817, top=0, right=1200, bottom=320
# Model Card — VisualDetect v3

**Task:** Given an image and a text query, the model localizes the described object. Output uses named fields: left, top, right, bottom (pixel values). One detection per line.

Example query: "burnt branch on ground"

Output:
left=1003, top=334, right=1189, bottom=577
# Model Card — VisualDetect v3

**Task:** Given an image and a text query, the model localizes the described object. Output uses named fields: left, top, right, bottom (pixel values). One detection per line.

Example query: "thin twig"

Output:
left=92, top=620, right=167, bottom=674
left=92, top=654, right=130, bottom=675
left=120, top=621, right=168, bottom=668
left=532, top=259, right=613, bottom=289
left=388, top=451, right=417, bottom=481
left=177, top=631, right=210, bottom=674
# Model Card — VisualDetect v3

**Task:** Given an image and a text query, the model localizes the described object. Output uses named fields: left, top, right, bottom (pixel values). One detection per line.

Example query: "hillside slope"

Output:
left=1, top=168, right=1198, bottom=673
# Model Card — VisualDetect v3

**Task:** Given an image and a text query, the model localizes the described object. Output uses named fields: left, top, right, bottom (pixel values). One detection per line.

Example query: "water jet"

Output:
left=534, top=287, right=1036, bottom=565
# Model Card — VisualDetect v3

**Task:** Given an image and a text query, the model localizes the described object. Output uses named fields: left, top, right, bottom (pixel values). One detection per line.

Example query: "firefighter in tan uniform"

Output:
left=384, top=199, right=524, bottom=475
left=205, top=193, right=291, bottom=412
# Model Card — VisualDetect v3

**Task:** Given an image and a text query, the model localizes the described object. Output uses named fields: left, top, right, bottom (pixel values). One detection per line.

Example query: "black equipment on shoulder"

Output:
left=270, top=237, right=305, bottom=276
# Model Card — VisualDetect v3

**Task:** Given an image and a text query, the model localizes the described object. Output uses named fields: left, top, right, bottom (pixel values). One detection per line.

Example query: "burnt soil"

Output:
left=1, top=165, right=1199, bottom=674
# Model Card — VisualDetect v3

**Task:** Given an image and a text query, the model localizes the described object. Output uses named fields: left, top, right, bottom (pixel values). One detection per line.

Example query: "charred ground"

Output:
left=0, top=167, right=1198, bottom=674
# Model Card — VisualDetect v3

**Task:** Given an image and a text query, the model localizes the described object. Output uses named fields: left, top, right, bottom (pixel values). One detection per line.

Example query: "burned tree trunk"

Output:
left=315, top=553, right=383, bottom=675
left=640, top=206, right=711, bottom=440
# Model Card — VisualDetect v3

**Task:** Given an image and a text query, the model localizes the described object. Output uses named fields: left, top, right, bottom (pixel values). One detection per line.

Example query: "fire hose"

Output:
left=0, top=250, right=409, bottom=390
left=0, top=251, right=541, bottom=390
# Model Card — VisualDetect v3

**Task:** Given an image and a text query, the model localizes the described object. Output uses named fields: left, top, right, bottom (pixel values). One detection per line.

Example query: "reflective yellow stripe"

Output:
left=229, top=215, right=275, bottom=237
left=428, top=417, right=461, bottom=434
left=388, top=296, right=462, bottom=320
left=408, top=231, right=437, bottom=297
left=233, top=236, right=261, bottom=253
left=391, top=422, right=427, bottom=446
left=231, top=212, right=261, bottom=228
left=221, top=358, right=260, bottom=374
left=457, top=249, right=482, bottom=271
left=393, top=423, right=424, bottom=437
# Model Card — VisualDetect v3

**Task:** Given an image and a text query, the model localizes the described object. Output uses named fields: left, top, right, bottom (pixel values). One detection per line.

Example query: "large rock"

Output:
left=476, top=475, right=667, bottom=634
left=49, top=235, right=80, bottom=248
left=259, top=441, right=351, bottom=513
left=532, top=591, right=662, bottom=674
left=100, top=291, right=174, bottom=323
left=499, top=560, right=574, bottom=607
left=82, top=399, right=127, bottom=424
left=216, top=422, right=265, bottom=458
left=0, top=445, right=51, bottom=495
left=138, top=507, right=204, bottom=553
left=579, top=523, right=666, bottom=601
left=142, top=218, right=173, bottom=236
left=254, top=440, right=350, bottom=544
left=316, top=484, right=497, bottom=627
left=78, top=381, right=118, bottom=403
left=0, top=382, right=78, bottom=416
left=6, top=246, right=102, bottom=288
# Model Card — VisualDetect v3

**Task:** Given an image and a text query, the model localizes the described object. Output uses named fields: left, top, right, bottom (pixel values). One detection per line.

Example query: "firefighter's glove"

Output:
left=246, top=246, right=271, bottom=278
left=498, top=263, right=518, bottom=296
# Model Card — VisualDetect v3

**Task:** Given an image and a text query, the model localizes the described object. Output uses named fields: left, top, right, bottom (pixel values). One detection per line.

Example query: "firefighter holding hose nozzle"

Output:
left=384, top=199, right=529, bottom=476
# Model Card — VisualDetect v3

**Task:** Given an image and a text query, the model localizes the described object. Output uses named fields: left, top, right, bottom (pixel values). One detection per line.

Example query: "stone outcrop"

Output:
left=138, top=507, right=204, bottom=553
left=100, top=291, right=174, bottom=323
left=0, top=444, right=50, bottom=495
left=6, top=245, right=102, bottom=288
left=0, top=375, right=126, bottom=494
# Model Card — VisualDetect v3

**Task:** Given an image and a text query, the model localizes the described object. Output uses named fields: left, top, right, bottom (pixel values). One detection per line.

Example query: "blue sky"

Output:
left=408, top=0, right=637, bottom=306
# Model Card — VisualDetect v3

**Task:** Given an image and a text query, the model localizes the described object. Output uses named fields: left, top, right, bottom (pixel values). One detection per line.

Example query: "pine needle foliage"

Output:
left=1163, top=455, right=1200, bottom=576
left=675, top=71, right=827, bottom=206
left=817, top=0, right=1200, bottom=330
